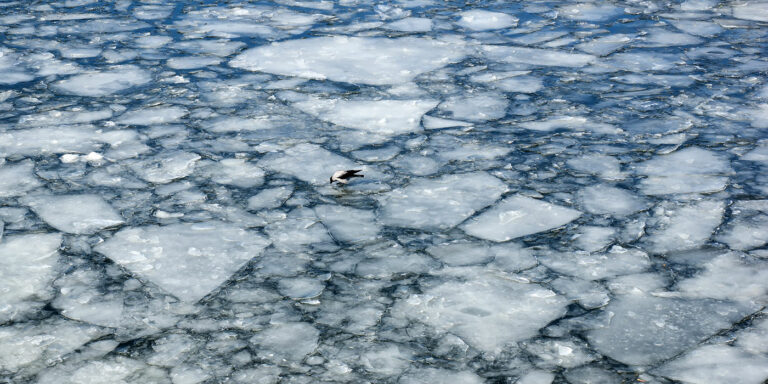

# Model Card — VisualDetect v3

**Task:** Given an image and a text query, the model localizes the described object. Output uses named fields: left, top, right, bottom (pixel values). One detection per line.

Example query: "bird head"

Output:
left=329, top=176, right=333, bottom=184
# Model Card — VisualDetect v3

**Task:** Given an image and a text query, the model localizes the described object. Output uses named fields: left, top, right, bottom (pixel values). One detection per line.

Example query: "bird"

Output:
left=330, top=169, right=364, bottom=184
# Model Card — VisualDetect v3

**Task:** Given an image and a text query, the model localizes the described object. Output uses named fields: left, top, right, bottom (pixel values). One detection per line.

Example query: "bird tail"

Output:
left=351, top=174, right=364, bottom=178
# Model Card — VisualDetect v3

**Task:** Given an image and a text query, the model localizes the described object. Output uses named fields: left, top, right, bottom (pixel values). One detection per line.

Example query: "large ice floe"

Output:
left=3, top=0, right=768, bottom=382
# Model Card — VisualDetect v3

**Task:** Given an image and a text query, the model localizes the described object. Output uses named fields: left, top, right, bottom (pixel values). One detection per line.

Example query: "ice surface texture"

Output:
left=1, top=0, right=768, bottom=383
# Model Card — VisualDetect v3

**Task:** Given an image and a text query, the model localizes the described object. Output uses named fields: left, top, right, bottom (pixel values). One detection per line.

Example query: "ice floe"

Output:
left=231, top=36, right=467, bottom=85
left=95, top=222, right=270, bottom=302
left=390, top=275, right=568, bottom=353
left=461, top=195, right=581, bottom=242
left=53, top=66, right=151, bottom=96
left=21, top=194, right=123, bottom=234
left=378, top=172, right=506, bottom=230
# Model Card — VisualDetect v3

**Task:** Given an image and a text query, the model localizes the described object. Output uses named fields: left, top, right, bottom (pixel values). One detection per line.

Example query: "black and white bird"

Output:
left=330, top=169, right=364, bottom=184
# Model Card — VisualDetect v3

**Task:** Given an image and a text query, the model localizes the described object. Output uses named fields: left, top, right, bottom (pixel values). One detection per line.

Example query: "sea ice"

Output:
left=117, top=106, right=188, bottom=126
left=717, top=214, right=768, bottom=251
left=353, top=241, right=437, bottom=279
left=230, top=36, right=466, bottom=85
left=646, top=200, right=724, bottom=254
left=675, top=252, right=768, bottom=304
left=576, top=34, right=633, bottom=56
left=0, top=317, right=104, bottom=372
left=577, top=185, right=648, bottom=216
left=249, top=322, right=319, bottom=362
left=390, top=275, right=568, bottom=353
left=539, top=246, right=650, bottom=281
left=573, top=226, right=616, bottom=252
left=437, top=93, right=509, bottom=122
left=732, top=2, right=768, bottom=22
left=519, top=116, right=621, bottom=134
left=461, top=195, right=581, bottom=242
left=246, top=186, right=293, bottom=211
left=655, top=344, right=768, bottom=384
left=314, top=205, right=380, bottom=243
left=0, top=161, right=41, bottom=198
left=265, top=208, right=333, bottom=251
left=385, top=17, right=432, bottom=32
left=95, top=222, right=270, bottom=302
left=378, top=172, right=507, bottom=230
left=558, top=3, right=623, bottom=21
left=21, top=194, right=124, bottom=234
left=0, top=233, right=61, bottom=323
left=482, top=45, right=596, bottom=67
left=166, top=56, right=221, bottom=70
left=129, top=151, right=201, bottom=184
left=456, top=10, right=517, bottom=30
left=53, top=66, right=151, bottom=96
left=587, top=294, right=755, bottom=366
left=550, top=277, right=609, bottom=309
left=635, top=147, right=731, bottom=195
left=523, top=338, right=597, bottom=369
left=259, top=143, right=359, bottom=186
left=293, top=97, right=438, bottom=136
left=204, top=158, right=265, bottom=188
left=399, top=368, right=484, bottom=384
left=567, top=154, right=624, bottom=180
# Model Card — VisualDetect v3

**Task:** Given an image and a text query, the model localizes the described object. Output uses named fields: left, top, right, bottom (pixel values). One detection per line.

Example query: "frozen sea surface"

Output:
left=1, top=0, right=768, bottom=383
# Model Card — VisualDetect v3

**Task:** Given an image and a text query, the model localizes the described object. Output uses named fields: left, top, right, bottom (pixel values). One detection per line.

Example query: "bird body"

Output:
left=330, top=169, right=364, bottom=184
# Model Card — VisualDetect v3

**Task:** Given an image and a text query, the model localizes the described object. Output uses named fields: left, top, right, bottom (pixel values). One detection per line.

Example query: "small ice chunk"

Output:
left=354, top=241, right=437, bottom=279
left=573, top=226, right=616, bottom=252
left=540, top=246, right=650, bottom=281
left=426, top=242, right=496, bottom=266
left=675, top=252, right=768, bottom=304
left=717, top=214, right=768, bottom=251
left=482, top=45, right=596, bottom=67
left=378, top=172, right=507, bottom=230
left=147, top=334, right=198, bottom=367
left=655, top=344, right=768, bottom=384
left=516, top=370, right=555, bottom=384
left=607, top=273, right=669, bottom=295
left=732, top=2, right=768, bottom=22
left=391, top=275, right=567, bottom=353
left=461, top=195, right=581, bottom=242
left=422, top=115, right=473, bottom=129
left=385, top=17, right=433, bottom=32
left=117, top=106, right=188, bottom=126
left=577, top=185, right=648, bottom=216
left=249, top=322, right=319, bottom=362
left=438, top=93, right=509, bottom=122
left=643, top=29, right=702, bottom=47
left=490, top=76, right=543, bottom=93
left=0, top=233, right=61, bottom=322
left=456, top=10, right=518, bottom=30
left=587, top=294, right=756, bottom=366
left=53, top=66, right=151, bottom=96
left=523, top=338, right=597, bottom=368
left=0, top=317, right=104, bottom=372
left=265, top=208, right=333, bottom=251
left=166, top=56, right=221, bottom=70
left=0, top=161, right=41, bottom=198
left=206, top=159, right=265, bottom=188
left=0, top=126, right=102, bottom=157
left=743, top=145, right=768, bottom=163
left=520, top=116, right=621, bottom=134
left=399, top=368, right=484, bottom=384
left=259, top=143, right=359, bottom=186
left=576, top=34, right=633, bottom=56
left=671, top=20, right=723, bottom=37
left=314, top=205, right=380, bottom=243
left=635, top=147, right=731, bottom=195
left=230, top=36, right=466, bottom=85
left=293, top=98, right=438, bottom=136
left=646, top=200, right=724, bottom=254
left=278, top=277, right=325, bottom=300
left=558, top=3, right=623, bottom=21
left=95, top=222, right=270, bottom=302
left=567, top=154, right=623, bottom=180
left=21, top=194, right=123, bottom=234
left=550, top=276, right=610, bottom=309
left=18, top=108, right=113, bottom=127
left=360, top=344, right=412, bottom=375
left=750, top=104, right=768, bottom=128
left=129, top=151, right=201, bottom=184
left=246, top=186, right=293, bottom=211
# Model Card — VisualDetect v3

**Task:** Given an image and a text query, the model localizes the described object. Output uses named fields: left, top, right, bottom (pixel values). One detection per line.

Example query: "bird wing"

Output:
left=345, top=169, right=363, bottom=175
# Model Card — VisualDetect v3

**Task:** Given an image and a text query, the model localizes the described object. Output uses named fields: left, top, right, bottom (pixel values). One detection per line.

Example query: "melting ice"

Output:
left=1, top=0, right=767, bottom=383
